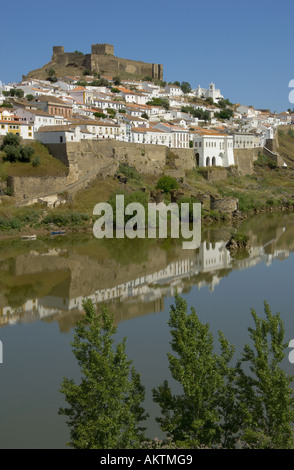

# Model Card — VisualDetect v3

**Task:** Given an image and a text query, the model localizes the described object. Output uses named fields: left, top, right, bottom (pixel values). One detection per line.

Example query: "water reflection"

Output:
left=0, top=212, right=293, bottom=331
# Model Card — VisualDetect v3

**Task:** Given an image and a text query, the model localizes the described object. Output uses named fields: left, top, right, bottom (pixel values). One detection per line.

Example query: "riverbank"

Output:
left=1, top=157, right=294, bottom=241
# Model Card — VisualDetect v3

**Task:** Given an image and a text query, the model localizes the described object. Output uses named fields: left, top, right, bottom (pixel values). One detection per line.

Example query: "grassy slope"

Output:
left=0, top=141, right=68, bottom=180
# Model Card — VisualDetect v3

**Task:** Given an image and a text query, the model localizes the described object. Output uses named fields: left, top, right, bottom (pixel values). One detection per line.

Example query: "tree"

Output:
left=152, top=292, right=239, bottom=448
left=146, top=97, right=170, bottom=110
left=2, top=144, right=21, bottom=162
left=1, top=133, right=34, bottom=163
left=1, top=133, right=21, bottom=148
left=141, top=112, right=149, bottom=120
left=205, top=97, right=214, bottom=105
left=180, top=81, right=191, bottom=94
left=59, top=299, right=147, bottom=449
left=236, top=302, right=294, bottom=449
left=26, top=94, right=34, bottom=101
left=47, top=68, right=56, bottom=77
left=215, top=108, right=234, bottom=120
left=15, top=89, right=24, bottom=98
left=155, top=175, right=179, bottom=193
left=19, top=145, right=34, bottom=163
left=112, top=76, right=121, bottom=86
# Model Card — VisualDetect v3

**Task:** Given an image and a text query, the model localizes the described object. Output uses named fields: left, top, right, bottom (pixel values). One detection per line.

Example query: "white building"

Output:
left=193, top=83, right=223, bottom=102
left=165, top=84, right=183, bottom=97
left=0, top=108, right=34, bottom=139
left=192, top=128, right=234, bottom=167
left=154, top=122, right=190, bottom=148
left=233, top=132, right=261, bottom=149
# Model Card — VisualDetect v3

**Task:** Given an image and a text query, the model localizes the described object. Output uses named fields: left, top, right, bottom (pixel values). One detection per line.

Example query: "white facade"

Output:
left=165, top=85, right=183, bottom=96
left=193, top=83, right=223, bottom=102
left=193, top=131, right=234, bottom=167
left=15, top=108, right=55, bottom=131
left=233, top=132, right=261, bottom=149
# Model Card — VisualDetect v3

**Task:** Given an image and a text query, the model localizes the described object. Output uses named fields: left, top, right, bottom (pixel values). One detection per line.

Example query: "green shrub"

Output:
left=32, top=155, right=41, bottom=167
left=42, top=211, right=90, bottom=226
left=118, top=163, right=141, bottom=181
left=156, top=175, right=179, bottom=193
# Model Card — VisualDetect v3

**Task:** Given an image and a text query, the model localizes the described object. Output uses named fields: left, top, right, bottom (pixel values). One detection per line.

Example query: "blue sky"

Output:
left=1, top=0, right=293, bottom=112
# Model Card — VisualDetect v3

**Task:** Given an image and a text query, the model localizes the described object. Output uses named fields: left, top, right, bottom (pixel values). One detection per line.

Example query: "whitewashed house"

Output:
left=165, top=84, right=183, bottom=97
left=192, top=128, right=234, bottom=167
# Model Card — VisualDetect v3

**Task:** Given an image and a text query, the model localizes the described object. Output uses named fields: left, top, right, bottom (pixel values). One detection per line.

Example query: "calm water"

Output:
left=1, top=212, right=294, bottom=448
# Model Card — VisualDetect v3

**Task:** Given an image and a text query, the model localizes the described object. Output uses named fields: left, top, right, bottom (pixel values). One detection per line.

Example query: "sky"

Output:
left=1, top=0, right=293, bottom=113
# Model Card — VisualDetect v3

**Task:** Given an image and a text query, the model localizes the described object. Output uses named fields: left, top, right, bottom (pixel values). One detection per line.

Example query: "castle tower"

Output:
left=52, top=46, right=64, bottom=60
left=91, top=44, right=114, bottom=56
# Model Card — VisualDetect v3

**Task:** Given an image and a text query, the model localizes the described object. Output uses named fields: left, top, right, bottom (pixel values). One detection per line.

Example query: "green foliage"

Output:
left=287, top=128, right=294, bottom=138
left=141, top=112, right=149, bottom=120
left=156, top=175, right=179, bottom=193
left=2, top=144, right=21, bottom=162
left=1, top=134, right=34, bottom=163
left=205, top=97, right=214, bottom=105
left=236, top=302, right=294, bottom=448
left=74, top=50, right=83, bottom=55
left=1, top=133, right=21, bottom=147
left=180, top=81, right=191, bottom=94
left=111, top=87, right=120, bottom=93
left=32, top=155, right=41, bottom=167
left=83, top=69, right=91, bottom=76
left=112, top=76, right=121, bottom=86
left=218, top=98, right=233, bottom=108
left=19, top=145, right=34, bottom=163
left=181, top=105, right=210, bottom=122
left=47, top=68, right=56, bottom=77
left=26, top=94, right=34, bottom=101
left=118, top=163, right=141, bottom=181
left=1, top=100, right=13, bottom=108
left=215, top=108, right=234, bottom=120
left=59, top=299, right=147, bottom=449
left=93, top=111, right=107, bottom=119
left=152, top=291, right=239, bottom=448
left=42, top=211, right=90, bottom=226
left=146, top=97, right=170, bottom=110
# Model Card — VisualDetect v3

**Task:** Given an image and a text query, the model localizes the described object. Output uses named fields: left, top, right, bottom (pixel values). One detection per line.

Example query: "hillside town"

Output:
left=1, top=68, right=293, bottom=168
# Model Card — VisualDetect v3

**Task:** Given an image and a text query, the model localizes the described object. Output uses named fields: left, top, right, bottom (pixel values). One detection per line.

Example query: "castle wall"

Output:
left=51, top=45, right=163, bottom=80
left=89, top=55, right=163, bottom=80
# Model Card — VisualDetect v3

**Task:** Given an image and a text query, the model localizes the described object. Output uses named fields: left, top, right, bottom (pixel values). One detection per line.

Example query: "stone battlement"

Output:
left=51, top=43, right=163, bottom=80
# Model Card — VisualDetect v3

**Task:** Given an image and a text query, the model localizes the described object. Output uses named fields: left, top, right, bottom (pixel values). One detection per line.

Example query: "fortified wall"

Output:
left=51, top=44, right=163, bottom=80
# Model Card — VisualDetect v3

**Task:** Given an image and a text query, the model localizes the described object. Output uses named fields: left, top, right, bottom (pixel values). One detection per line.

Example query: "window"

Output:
left=1, top=125, right=4, bottom=129
left=28, top=132, right=32, bottom=137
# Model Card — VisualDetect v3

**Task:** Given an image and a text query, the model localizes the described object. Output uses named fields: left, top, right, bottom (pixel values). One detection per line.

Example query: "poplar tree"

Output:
left=236, top=302, right=294, bottom=449
left=152, top=291, right=239, bottom=448
left=59, top=299, right=147, bottom=449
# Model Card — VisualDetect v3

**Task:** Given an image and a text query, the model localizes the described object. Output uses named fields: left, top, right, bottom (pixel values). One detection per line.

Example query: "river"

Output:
left=0, top=211, right=294, bottom=448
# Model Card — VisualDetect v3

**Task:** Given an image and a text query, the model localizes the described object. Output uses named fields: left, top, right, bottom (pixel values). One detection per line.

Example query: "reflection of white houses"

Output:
left=0, top=239, right=290, bottom=326
left=192, top=128, right=235, bottom=167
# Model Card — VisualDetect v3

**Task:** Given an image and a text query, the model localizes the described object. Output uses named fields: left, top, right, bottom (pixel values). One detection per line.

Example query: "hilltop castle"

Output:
left=51, top=43, right=163, bottom=80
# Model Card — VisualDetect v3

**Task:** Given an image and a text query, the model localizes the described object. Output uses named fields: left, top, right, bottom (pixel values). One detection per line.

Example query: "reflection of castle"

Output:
left=0, top=235, right=290, bottom=329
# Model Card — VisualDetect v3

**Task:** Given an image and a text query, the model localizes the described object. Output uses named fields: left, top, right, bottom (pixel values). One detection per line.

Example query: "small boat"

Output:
left=51, top=230, right=66, bottom=235
left=21, top=234, right=37, bottom=240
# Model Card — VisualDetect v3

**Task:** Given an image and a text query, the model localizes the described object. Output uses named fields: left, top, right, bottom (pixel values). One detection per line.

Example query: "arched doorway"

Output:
left=212, top=156, right=216, bottom=166
left=206, top=157, right=210, bottom=167
left=195, top=153, right=200, bottom=166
